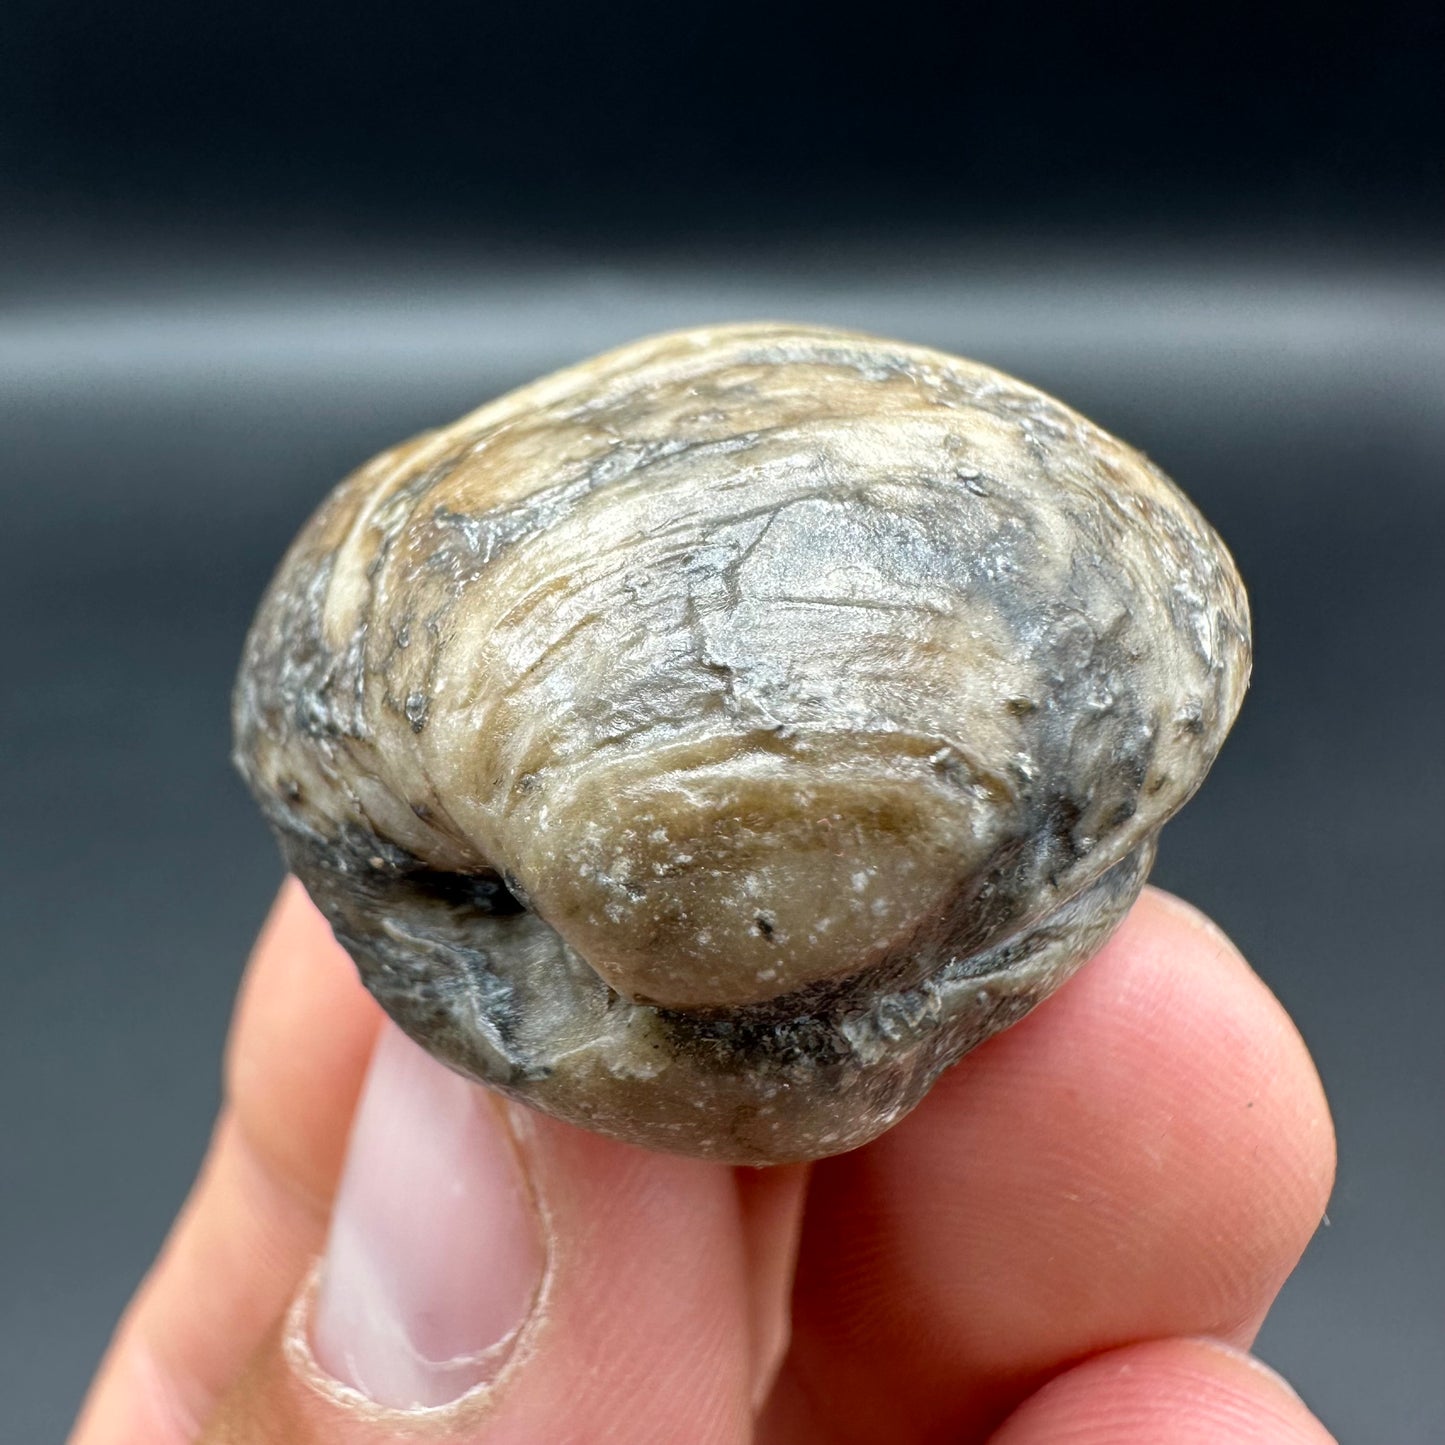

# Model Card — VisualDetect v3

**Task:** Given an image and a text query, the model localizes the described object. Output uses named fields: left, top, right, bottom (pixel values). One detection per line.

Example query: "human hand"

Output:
left=71, top=882, right=1336, bottom=1443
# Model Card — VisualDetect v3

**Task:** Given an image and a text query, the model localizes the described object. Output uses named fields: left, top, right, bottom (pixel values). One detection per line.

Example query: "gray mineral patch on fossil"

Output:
left=233, top=322, right=1251, bottom=1164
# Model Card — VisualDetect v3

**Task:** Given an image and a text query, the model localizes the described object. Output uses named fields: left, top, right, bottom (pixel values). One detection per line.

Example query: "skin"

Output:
left=70, top=882, right=1336, bottom=1443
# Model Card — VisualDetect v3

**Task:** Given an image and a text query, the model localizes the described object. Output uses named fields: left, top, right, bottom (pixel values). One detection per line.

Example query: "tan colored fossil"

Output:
left=234, top=323, right=1250, bottom=1163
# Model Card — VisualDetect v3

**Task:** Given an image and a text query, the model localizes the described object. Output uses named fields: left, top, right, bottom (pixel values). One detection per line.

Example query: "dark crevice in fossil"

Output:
left=398, top=864, right=528, bottom=917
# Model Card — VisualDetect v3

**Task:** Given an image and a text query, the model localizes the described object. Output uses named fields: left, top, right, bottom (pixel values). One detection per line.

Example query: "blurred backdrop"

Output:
left=3, top=2, right=1442, bottom=1439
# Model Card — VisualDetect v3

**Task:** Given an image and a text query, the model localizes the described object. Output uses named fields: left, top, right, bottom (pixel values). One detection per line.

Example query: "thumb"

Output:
left=203, top=1019, right=760, bottom=1444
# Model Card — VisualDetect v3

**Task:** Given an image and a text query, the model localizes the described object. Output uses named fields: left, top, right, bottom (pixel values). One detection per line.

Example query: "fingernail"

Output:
left=311, top=1021, right=545, bottom=1408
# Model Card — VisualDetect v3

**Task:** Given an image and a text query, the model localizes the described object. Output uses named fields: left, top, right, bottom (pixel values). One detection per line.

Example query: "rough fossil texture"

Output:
left=233, top=323, right=1251, bottom=1163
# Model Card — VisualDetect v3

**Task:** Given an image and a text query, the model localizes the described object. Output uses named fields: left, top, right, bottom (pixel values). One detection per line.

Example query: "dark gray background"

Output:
left=3, top=2, right=1443, bottom=1439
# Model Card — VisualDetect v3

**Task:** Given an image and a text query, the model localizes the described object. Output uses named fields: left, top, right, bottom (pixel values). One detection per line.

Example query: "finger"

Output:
left=988, top=1337, right=1336, bottom=1444
left=71, top=882, right=782, bottom=1445
left=764, top=888, right=1336, bottom=1444
left=199, top=1036, right=758, bottom=1442
left=71, top=880, right=382, bottom=1443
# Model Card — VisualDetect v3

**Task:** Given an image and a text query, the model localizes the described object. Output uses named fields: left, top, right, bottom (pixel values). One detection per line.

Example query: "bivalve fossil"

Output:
left=233, top=323, right=1251, bottom=1164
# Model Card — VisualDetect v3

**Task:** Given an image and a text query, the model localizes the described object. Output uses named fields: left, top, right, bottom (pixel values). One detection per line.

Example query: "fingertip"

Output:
left=1138, top=885, right=1251, bottom=962
left=1112, top=887, right=1338, bottom=1252
left=226, top=879, right=383, bottom=1208
left=989, top=1337, right=1337, bottom=1444
left=780, top=888, right=1338, bottom=1441
left=1021, top=885, right=1337, bottom=1340
left=243, top=876, right=332, bottom=984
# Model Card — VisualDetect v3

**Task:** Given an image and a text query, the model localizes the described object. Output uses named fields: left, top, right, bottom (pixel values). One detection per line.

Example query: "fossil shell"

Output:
left=233, top=323, right=1250, bottom=1164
